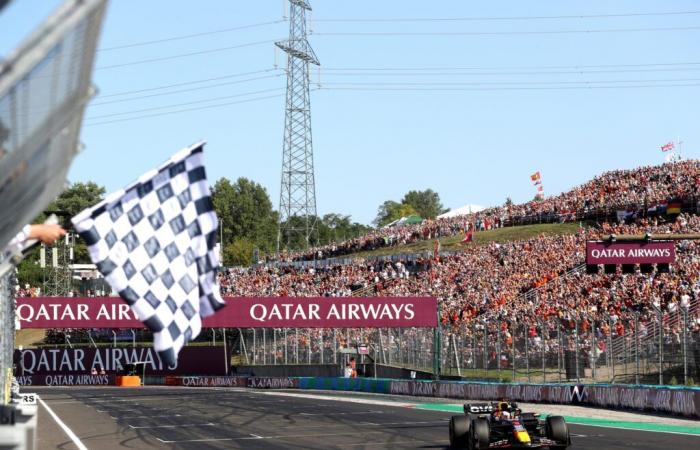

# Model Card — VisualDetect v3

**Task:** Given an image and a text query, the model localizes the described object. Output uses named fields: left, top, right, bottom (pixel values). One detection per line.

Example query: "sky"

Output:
left=1, top=0, right=698, bottom=225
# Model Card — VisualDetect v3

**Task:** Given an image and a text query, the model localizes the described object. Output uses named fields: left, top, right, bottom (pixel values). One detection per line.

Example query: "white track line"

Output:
left=38, top=396, right=89, bottom=450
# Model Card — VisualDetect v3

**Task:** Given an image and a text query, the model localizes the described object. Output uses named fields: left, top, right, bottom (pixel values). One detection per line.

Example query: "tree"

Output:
left=401, top=189, right=445, bottom=219
left=45, top=182, right=106, bottom=217
left=211, top=177, right=278, bottom=254
left=374, top=200, right=418, bottom=227
left=318, top=213, right=371, bottom=245
left=223, top=238, right=256, bottom=266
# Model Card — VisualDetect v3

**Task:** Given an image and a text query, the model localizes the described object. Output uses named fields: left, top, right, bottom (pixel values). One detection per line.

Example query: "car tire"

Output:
left=449, top=415, right=470, bottom=448
left=470, top=417, right=490, bottom=450
left=545, top=415, right=570, bottom=448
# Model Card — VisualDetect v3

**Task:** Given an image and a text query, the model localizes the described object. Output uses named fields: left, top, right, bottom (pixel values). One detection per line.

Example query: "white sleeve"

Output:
left=3, top=224, right=32, bottom=258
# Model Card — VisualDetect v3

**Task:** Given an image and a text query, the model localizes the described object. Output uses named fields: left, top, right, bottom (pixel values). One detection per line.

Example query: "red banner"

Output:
left=16, top=297, right=437, bottom=329
left=586, top=241, right=675, bottom=265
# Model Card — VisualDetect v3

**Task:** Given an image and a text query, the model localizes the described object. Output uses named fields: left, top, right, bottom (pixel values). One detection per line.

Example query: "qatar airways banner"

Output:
left=13, top=346, right=227, bottom=377
left=16, top=297, right=437, bottom=328
left=586, top=241, right=675, bottom=265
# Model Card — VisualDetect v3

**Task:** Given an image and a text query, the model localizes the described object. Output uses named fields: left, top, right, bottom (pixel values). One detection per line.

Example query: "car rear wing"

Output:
left=463, top=403, right=494, bottom=415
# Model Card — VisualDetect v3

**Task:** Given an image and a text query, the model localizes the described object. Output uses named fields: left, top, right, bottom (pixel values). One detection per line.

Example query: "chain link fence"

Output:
left=232, top=306, right=699, bottom=385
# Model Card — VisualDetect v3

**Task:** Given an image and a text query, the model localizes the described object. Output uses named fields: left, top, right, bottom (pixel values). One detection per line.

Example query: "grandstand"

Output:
left=20, top=159, right=700, bottom=385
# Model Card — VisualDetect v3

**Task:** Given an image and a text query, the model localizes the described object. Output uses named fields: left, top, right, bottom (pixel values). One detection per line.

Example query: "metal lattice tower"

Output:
left=276, top=0, right=320, bottom=252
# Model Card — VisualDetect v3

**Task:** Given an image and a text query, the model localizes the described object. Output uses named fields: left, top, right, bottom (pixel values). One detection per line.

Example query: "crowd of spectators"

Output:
left=278, top=159, right=700, bottom=262
left=18, top=159, right=700, bottom=378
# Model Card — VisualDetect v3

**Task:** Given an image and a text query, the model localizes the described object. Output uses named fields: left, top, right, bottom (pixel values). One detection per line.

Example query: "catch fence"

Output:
left=232, top=305, right=699, bottom=385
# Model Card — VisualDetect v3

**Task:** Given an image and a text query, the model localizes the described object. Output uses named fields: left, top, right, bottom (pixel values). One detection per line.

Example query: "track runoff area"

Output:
left=34, top=386, right=698, bottom=450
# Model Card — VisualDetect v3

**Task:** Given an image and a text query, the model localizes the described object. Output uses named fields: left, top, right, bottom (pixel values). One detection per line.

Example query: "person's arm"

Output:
left=26, top=224, right=66, bottom=244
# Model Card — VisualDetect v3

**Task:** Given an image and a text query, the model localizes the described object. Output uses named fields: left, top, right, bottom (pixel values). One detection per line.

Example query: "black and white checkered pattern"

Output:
left=72, top=142, right=225, bottom=366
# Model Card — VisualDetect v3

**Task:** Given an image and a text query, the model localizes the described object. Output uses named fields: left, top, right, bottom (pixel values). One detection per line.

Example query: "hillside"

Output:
left=346, top=222, right=583, bottom=259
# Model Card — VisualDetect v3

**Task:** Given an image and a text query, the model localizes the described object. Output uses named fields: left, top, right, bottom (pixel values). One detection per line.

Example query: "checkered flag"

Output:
left=72, top=142, right=225, bottom=365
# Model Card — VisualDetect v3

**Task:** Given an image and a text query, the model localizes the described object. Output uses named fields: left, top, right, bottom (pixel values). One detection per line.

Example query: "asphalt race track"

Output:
left=34, top=386, right=699, bottom=449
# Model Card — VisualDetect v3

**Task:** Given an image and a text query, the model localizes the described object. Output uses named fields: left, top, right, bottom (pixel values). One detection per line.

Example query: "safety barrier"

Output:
left=296, top=377, right=391, bottom=394
left=290, top=377, right=700, bottom=418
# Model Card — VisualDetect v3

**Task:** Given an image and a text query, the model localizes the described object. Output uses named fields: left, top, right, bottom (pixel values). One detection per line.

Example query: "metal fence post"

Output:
left=525, top=323, right=530, bottom=382
left=263, top=328, right=267, bottom=366
left=607, top=317, right=614, bottom=382
left=253, top=328, right=257, bottom=364
left=284, top=328, right=288, bottom=364
left=538, top=320, right=545, bottom=383
left=483, top=320, right=488, bottom=373
left=634, top=316, right=639, bottom=385
left=512, top=322, right=516, bottom=382
left=591, top=317, right=597, bottom=381
left=557, top=323, right=562, bottom=383
left=295, top=328, right=299, bottom=364
left=497, top=325, right=502, bottom=382
left=307, top=329, right=311, bottom=364
left=452, top=333, right=461, bottom=377
left=657, top=308, right=663, bottom=385
left=575, top=320, right=580, bottom=384
left=273, top=329, right=278, bottom=365
left=682, top=306, right=689, bottom=385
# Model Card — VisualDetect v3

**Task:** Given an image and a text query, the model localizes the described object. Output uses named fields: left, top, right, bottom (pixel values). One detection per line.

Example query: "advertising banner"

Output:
left=17, top=296, right=437, bottom=329
left=586, top=241, right=675, bottom=265
left=13, top=346, right=228, bottom=377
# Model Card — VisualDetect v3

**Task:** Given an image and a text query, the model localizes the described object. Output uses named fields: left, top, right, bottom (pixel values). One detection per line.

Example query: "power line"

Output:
left=321, top=68, right=700, bottom=77
left=313, top=26, right=700, bottom=37
left=86, top=88, right=284, bottom=120
left=319, top=83, right=700, bottom=92
left=85, top=93, right=284, bottom=126
left=99, top=20, right=285, bottom=51
left=97, top=68, right=281, bottom=98
left=320, top=78, right=700, bottom=87
left=90, top=73, right=284, bottom=106
left=323, top=61, right=700, bottom=71
left=96, top=39, right=279, bottom=71
left=315, top=10, right=700, bottom=22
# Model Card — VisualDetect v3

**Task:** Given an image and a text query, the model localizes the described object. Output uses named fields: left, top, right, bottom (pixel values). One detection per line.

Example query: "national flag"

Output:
left=660, top=142, right=675, bottom=152
left=667, top=201, right=682, bottom=214
left=72, top=142, right=225, bottom=366
left=460, top=231, right=473, bottom=244
left=530, top=171, right=541, bottom=182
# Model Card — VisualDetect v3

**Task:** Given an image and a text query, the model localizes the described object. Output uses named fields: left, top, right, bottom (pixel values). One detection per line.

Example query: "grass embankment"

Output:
left=349, top=222, right=583, bottom=259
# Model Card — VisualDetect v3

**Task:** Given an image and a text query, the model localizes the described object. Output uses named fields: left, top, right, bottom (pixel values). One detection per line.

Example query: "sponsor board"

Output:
left=13, top=346, right=228, bottom=377
left=15, top=374, right=114, bottom=386
left=387, top=381, right=699, bottom=417
left=248, top=377, right=297, bottom=389
left=586, top=241, right=675, bottom=265
left=17, top=297, right=437, bottom=328
left=177, top=376, right=247, bottom=387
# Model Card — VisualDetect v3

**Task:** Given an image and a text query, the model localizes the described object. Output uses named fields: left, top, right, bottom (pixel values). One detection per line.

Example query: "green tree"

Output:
left=223, top=238, right=256, bottom=267
left=401, top=189, right=445, bottom=219
left=318, top=213, right=371, bottom=245
left=45, top=182, right=106, bottom=217
left=373, top=200, right=418, bottom=227
left=211, top=177, right=278, bottom=254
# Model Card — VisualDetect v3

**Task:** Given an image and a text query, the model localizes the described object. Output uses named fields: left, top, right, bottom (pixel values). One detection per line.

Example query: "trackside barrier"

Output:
left=286, top=378, right=700, bottom=418
left=296, top=377, right=391, bottom=394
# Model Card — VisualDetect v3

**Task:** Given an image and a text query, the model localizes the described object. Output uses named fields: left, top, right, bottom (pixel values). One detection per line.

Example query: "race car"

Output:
left=448, top=401, right=571, bottom=449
